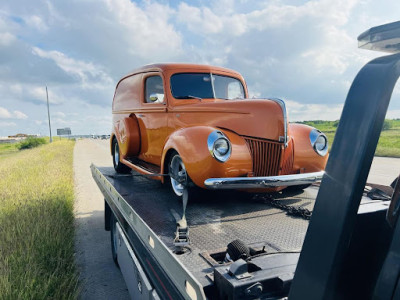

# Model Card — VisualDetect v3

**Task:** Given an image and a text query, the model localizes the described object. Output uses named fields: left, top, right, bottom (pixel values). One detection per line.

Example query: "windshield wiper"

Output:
left=175, top=95, right=202, bottom=101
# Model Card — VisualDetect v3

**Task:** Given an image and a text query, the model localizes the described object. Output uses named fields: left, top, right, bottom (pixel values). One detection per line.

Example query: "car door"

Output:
left=137, top=72, right=168, bottom=166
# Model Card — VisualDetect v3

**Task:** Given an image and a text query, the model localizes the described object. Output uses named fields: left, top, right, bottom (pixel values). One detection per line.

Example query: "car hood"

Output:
left=170, top=99, right=286, bottom=141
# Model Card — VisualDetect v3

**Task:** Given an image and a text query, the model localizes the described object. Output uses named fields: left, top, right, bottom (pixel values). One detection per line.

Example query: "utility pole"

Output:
left=46, top=86, right=52, bottom=143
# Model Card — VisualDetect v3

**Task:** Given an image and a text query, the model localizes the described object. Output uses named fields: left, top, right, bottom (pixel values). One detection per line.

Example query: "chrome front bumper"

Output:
left=204, top=171, right=325, bottom=189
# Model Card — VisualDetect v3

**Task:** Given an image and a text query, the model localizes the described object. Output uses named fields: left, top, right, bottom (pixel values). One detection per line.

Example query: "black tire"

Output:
left=227, top=239, right=251, bottom=261
left=110, top=213, right=119, bottom=268
left=112, top=138, right=131, bottom=174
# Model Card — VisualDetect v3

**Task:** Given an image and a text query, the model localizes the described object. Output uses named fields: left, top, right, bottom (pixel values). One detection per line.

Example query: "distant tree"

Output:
left=382, top=119, right=393, bottom=131
left=333, top=120, right=340, bottom=128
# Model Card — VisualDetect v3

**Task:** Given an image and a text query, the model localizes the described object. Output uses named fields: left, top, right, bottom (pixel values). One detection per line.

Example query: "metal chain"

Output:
left=255, top=195, right=312, bottom=220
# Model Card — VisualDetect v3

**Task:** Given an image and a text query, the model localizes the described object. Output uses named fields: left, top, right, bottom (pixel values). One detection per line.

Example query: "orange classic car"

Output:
left=111, top=63, right=328, bottom=199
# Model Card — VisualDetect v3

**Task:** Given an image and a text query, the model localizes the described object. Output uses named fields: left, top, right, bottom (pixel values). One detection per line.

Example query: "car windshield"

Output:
left=170, top=73, right=245, bottom=100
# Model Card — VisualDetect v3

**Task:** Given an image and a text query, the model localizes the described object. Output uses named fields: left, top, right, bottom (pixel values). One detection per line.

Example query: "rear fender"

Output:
left=161, top=126, right=252, bottom=187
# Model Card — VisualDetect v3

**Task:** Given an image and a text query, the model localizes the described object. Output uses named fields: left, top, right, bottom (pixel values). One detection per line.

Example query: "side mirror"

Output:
left=149, top=93, right=164, bottom=103
left=149, top=94, right=158, bottom=102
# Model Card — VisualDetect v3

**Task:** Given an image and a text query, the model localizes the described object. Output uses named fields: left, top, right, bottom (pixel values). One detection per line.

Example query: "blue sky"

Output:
left=0, top=0, right=399, bottom=136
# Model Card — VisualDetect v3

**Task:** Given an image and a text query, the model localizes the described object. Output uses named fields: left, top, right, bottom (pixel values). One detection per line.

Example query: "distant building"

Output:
left=8, top=133, right=28, bottom=138
left=8, top=133, right=40, bottom=138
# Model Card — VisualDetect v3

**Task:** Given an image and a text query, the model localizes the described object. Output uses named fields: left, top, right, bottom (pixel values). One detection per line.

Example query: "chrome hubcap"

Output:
left=169, top=155, right=187, bottom=197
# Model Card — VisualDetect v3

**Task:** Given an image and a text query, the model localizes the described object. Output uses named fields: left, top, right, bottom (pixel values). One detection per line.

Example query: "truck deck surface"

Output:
left=93, top=165, right=391, bottom=299
left=97, top=166, right=320, bottom=287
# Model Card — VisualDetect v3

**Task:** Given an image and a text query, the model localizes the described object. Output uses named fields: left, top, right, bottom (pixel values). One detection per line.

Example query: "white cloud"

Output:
left=25, top=15, right=48, bottom=32
left=0, top=121, right=16, bottom=127
left=0, top=107, right=12, bottom=119
left=13, top=111, right=28, bottom=119
left=103, top=0, right=183, bottom=60
left=0, top=32, right=16, bottom=46
left=0, top=0, right=399, bottom=136
left=0, top=107, right=27, bottom=119
left=177, top=3, right=224, bottom=34
left=386, top=110, right=400, bottom=120
left=32, top=47, right=113, bottom=89
left=28, top=86, right=64, bottom=104
left=286, top=99, right=344, bottom=121
left=53, top=111, right=66, bottom=118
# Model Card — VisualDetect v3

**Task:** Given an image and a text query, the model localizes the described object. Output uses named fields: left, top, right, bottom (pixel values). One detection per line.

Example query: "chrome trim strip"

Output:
left=269, top=98, right=288, bottom=148
left=210, top=72, right=216, bottom=98
left=204, top=171, right=324, bottom=189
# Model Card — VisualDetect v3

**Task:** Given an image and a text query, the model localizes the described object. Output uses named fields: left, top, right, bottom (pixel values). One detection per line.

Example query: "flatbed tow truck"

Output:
left=91, top=21, right=400, bottom=299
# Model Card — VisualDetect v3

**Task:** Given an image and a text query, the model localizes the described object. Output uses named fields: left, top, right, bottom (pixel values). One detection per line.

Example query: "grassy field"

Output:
left=0, top=143, right=19, bottom=159
left=0, top=140, right=79, bottom=299
left=300, top=119, right=400, bottom=157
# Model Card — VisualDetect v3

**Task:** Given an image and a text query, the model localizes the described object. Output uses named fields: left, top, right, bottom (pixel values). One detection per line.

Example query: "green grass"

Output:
left=0, top=143, right=19, bottom=158
left=298, top=119, right=400, bottom=157
left=0, top=140, right=79, bottom=299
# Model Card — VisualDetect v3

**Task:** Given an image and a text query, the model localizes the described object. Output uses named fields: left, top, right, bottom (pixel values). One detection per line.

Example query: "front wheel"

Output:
left=168, top=153, right=196, bottom=200
left=112, top=138, right=131, bottom=174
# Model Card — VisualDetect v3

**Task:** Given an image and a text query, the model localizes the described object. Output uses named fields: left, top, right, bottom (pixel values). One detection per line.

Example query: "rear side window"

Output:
left=145, top=76, right=164, bottom=103
left=113, top=74, right=142, bottom=111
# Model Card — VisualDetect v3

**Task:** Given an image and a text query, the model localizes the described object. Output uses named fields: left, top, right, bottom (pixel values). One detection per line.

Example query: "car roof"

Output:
left=123, top=63, right=242, bottom=78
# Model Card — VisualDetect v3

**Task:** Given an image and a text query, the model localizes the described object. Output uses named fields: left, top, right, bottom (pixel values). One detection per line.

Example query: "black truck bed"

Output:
left=93, top=166, right=388, bottom=291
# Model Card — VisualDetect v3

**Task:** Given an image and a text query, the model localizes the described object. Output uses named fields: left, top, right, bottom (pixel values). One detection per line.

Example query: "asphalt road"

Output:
left=74, top=139, right=129, bottom=299
left=73, top=139, right=400, bottom=299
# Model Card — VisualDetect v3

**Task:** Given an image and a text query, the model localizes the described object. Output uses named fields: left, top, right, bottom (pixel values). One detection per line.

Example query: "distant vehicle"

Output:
left=111, top=63, right=328, bottom=199
left=101, top=135, right=108, bottom=140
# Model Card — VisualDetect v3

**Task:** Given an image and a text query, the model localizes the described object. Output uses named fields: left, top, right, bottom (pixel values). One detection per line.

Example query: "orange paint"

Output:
left=111, top=63, right=328, bottom=191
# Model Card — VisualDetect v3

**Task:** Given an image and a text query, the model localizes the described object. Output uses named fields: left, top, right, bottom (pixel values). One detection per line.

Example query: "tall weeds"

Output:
left=0, top=140, right=79, bottom=299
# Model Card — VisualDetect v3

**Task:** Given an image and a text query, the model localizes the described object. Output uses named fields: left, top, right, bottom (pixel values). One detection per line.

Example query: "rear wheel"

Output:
left=112, top=138, right=131, bottom=174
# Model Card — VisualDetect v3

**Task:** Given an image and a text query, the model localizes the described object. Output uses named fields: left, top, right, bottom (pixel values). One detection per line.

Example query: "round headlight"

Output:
left=315, top=135, right=327, bottom=151
left=214, top=138, right=229, bottom=155
left=310, top=129, right=328, bottom=156
left=207, top=131, right=232, bottom=162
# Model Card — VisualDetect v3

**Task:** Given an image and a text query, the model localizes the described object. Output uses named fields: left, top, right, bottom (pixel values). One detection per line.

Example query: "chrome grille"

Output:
left=281, top=140, right=294, bottom=175
left=245, top=137, right=283, bottom=176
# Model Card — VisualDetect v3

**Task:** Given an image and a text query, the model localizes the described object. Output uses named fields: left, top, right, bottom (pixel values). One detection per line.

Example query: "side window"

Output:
left=145, top=76, right=164, bottom=103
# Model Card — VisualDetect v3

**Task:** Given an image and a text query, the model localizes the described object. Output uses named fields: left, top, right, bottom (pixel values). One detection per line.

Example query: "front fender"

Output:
left=161, top=126, right=252, bottom=188
left=290, top=123, right=329, bottom=173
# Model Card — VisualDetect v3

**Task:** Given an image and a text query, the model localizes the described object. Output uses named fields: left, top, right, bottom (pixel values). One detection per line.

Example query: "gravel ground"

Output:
left=74, top=139, right=129, bottom=300
left=73, top=138, right=399, bottom=299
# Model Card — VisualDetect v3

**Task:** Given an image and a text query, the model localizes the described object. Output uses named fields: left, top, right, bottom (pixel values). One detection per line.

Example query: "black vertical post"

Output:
left=289, top=53, right=400, bottom=299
